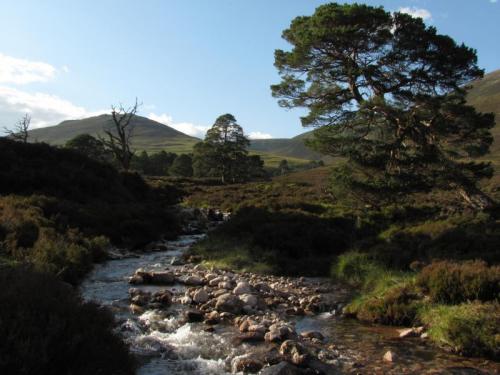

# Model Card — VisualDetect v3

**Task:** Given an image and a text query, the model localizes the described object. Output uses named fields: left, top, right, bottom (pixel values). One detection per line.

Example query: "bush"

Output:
left=347, top=283, right=423, bottom=325
left=0, top=267, right=135, bottom=375
left=417, top=260, right=500, bottom=304
left=0, top=196, right=111, bottom=284
left=419, top=302, right=500, bottom=358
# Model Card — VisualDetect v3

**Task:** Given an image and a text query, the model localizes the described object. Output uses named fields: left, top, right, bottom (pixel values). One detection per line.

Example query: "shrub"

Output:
left=347, top=283, right=423, bottom=325
left=419, top=302, right=500, bottom=358
left=417, top=260, right=500, bottom=304
left=0, top=267, right=135, bottom=375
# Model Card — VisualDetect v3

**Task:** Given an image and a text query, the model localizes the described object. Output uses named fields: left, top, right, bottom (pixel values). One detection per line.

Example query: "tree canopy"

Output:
left=271, top=3, right=495, bottom=209
left=193, top=114, right=256, bottom=183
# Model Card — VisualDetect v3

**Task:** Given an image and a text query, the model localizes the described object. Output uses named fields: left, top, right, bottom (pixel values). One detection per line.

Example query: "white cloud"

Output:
left=148, top=112, right=208, bottom=138
left=398, top=7, right=432, bottom=20
left=0, top=86, right=107, bottom=128
left=491, top=0, right=498, bottom=3
left=248, top=131, right=273, bottom=139
left=0, top=53, right=56, bottom=85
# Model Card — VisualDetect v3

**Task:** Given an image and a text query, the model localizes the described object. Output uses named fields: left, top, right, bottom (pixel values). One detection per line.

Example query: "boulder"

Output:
left=231, top=355, right=264, bottom=374
left=239, top=293, right=258, bottom=308
left=279, top=340, right=309, bottom=366
left=233, top=281, right=253, bottom=295
left=265, top=324, right=296, bottom=343
left=193, top=289, right=209, bottom=304
left=150, top=271, right=175, bottom=284
left=215, top=293, right=243, bottom=314
left=260, top=362, right=304, bottom=375
left=182, top=275, right=204, bottom=286
left=184, top=309, right=204, bottom=323
left=151, top=290, right=172, bottom=306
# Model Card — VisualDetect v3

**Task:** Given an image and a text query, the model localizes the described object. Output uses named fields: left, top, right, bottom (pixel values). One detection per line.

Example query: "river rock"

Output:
left=129, top=303, right=144, bottom=315
left=279, top=340, right=309, bottom=366
left=218, top=281, right=234, bottom=290
left=209, top=277, right=224, bottom=287
left=265, top=324, right=296, bottom=343
left=260, top=362, right=304, bottom=375
left=239, top=293, right=258, bottom=308
left=231, top=354, right=264, bottom=373
left=182, top=275, right=204, bottom=286
left=215, top=293, right=243, bottom=314
left=233, top=281, right=253, bottom=295
left=237, top=331, right=265, bottom=342
left=300, top=331, right=324, bottom=341
left=184, top=309, right=204, bottom=322
left=193, top=289, right=209, bottom=304
left=151, top=290, right=172, bottom=306
left=383, top=350, right=396, bottom=362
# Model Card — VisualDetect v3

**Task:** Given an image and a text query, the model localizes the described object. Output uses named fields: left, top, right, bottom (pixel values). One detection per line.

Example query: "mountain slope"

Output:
left=29, top=114, right=199, bottom=154
left=467, top=69, right=500, bottom=155
left=249, top=130, right=322, bottom=160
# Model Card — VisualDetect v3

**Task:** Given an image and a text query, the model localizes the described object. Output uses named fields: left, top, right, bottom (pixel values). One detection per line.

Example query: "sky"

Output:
left=0, top=0, right=499, bottom=139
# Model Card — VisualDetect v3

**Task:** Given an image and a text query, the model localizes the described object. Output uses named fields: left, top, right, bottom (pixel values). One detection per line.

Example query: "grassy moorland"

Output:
left=180, top=164, right=500, bottom=359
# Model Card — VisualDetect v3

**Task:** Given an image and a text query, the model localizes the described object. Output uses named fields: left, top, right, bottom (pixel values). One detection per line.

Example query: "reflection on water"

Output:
left=81, top=234, right=499, bottom=374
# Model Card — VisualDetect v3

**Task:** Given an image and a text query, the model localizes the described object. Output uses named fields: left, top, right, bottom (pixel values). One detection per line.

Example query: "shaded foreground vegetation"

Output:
left=0, top=138, right=182, bottom=284
left=0, top=267, right=136, bottom=375
left=0, top=138, right=183, bottom=372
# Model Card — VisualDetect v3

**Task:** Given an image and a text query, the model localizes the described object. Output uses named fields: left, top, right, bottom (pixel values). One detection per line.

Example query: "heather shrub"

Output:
left=0, top=267, right=135, bottom=375
left=417, top=260, right=500, bottom=304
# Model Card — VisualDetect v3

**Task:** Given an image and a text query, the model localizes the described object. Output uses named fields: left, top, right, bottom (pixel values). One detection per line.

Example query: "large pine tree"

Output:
left=271, top=3, right=495, bottom=209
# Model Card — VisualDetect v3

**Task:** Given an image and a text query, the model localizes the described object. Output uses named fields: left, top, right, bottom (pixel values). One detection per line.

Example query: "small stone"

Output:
left=383, top=350, right=396, bottom=362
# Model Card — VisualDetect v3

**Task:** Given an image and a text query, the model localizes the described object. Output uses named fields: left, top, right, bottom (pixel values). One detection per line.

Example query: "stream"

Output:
left=81, top=233, right=499, bottom=374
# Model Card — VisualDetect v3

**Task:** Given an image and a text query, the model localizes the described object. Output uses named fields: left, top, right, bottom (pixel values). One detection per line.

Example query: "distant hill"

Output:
left=249, top=130, right=322, bottom=160
left=29, top=114, right=199, bottom=154
left=467, top=69, right=500, bottom=155
left=27, top=70, right=500, bottom=167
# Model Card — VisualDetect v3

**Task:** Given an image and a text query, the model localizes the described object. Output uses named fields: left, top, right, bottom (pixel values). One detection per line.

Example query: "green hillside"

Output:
left=467, top=69, right=500, bottom=155
left=249, top=130, right=322, bottom=160
left=29, top=114, right=199, bottom=154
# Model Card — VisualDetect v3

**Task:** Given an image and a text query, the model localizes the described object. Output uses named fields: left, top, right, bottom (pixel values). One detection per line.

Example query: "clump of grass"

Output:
left=417, top=260, right=500, bottom=304
left=419, top=302, right=500, bottom=359
left=334, top=251, right=422, bottom=325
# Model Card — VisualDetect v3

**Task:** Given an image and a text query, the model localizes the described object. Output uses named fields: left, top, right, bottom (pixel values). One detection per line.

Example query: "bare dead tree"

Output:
left=3, top=113, right=31, bottom=143
left=100, top=99, right=140, bottom=171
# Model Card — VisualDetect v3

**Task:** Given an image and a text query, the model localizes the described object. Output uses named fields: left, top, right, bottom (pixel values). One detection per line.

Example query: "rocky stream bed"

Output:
left=81, top=222, right=500, bottom=375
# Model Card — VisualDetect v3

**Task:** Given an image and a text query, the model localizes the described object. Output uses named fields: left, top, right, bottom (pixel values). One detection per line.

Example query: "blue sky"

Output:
left=0, top=0, right=498, bottom=139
